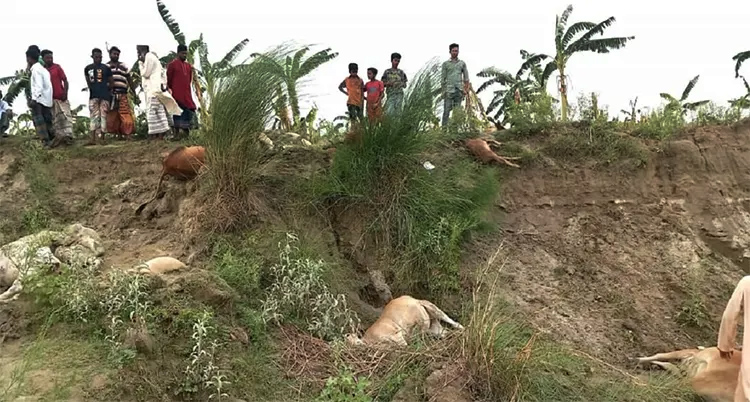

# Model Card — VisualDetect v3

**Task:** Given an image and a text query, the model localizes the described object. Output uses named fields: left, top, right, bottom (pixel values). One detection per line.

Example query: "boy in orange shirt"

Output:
left=364, top=67, right=384, bottom=123
left=338, top=63, right=365, bottom=122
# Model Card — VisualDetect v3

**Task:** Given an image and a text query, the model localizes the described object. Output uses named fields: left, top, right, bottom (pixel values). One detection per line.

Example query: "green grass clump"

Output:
left=541, top=122, right=648, bottom=168
left=314, top=61, right=500, bottom=300
left=198, top=48, right=287, bottom=232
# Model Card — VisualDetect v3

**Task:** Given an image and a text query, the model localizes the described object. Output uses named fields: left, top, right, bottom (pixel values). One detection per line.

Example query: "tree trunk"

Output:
left=559, top=64, right=568, bottom=121
left=287, top=81, right=301, bottom=131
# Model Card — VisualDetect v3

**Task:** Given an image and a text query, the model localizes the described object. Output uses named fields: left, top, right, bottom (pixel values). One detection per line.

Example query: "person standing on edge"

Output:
left=106, top=46, right=135, bottom=140
left=717, top=276, right=750, bottom=401
left=338, top=63, right=365, bottom=123
left=137, top=45, right=176, bottom=141
left=167, top=44, right=197, bottom=140
left=364, top=67, right=384, bottom=123
left=84, top=48, right=113, bottom=145
left=42, top=50, right=73, bottom=145
left=440, top=43, right=470, bottom=128
left=381, top=52, right=408, bottom=115
left=26, top=47, right=56, bottom=148
left=0, top=92, right=11, bottom=138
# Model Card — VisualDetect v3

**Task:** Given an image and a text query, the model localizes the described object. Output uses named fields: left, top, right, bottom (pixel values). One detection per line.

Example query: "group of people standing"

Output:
left=19, top=43, right=197, bottom=149
left=338, top=43, right=471, bottom=128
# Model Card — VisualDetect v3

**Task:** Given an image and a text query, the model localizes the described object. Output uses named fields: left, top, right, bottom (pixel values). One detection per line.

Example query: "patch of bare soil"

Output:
left=51, top=142, right=197, bottom=270
left=465, top=122, right=750, bottom=366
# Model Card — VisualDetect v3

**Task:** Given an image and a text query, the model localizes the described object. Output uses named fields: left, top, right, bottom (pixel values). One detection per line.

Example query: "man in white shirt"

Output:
left=0, top=91, right=11, bottom=137
left=136, top=44, right=181, bottom=140
left=26, top=47, right=57, bottom=148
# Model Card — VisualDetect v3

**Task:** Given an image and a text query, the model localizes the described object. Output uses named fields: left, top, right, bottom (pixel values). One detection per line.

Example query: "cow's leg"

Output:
left=0, top=278, right=22, bottom=302
left=648, top=360, right=682, bottom=375
left=636, top=348, right=700, bottom=365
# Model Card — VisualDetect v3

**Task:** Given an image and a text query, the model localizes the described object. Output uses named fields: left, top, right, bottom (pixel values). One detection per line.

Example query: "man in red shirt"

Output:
left=166, top=44, right=197, bottom=140
left=42, top=49, right=73, bottom=144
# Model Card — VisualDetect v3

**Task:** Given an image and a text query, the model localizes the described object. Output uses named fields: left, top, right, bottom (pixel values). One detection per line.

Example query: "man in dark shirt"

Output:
left=106, top=46, right=135, bottom=140
left=84, top=48, right=113, bottom=145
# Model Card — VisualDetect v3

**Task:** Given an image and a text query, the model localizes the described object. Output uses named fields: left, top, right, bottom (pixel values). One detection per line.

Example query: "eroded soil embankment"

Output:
left=482, top=123, right=750, bottom=366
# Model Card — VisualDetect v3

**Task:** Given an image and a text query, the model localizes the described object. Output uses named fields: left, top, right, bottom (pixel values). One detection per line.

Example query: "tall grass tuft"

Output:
left=315, top=60, right=500, bottom=300
left=198, top=47, right=287, bottom=232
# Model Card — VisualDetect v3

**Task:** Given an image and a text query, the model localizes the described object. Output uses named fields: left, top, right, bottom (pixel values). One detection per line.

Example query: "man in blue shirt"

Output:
left=84, top=48, right=113, bottom=145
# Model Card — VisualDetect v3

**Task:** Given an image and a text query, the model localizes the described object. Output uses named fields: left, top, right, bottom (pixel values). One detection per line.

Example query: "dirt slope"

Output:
left=484, top=122, right=750, bottom=366
left=1, top=123, right=750, bottom=398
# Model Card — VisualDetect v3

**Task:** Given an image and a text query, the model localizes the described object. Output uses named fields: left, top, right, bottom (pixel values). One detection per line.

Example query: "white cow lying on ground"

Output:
left=345, top=295, right=464, bottom=348
left=637, top=346, right=741, bottom=402
left=130, top=256, right=187, bottom=276
left=0, top=224, right=105, bottom=302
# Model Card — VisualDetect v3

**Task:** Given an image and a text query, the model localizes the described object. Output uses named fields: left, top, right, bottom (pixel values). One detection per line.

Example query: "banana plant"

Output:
left=519, top=4, right=634, bottom=121
left=660, top=75, right=709, bottom=115
left=1, top=70, right=31, bottom=106
left=250, top=45, right=338, bottom=131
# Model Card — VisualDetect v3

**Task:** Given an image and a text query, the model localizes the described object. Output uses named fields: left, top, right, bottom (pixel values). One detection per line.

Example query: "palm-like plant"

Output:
left=1, top=70, right=31, bottom=106
left=732, top=50, right=750, bottom=78
left=9, top=112, right=33, bottom=136
left=153, top=0, right=205, bottom=107
left=519, top=4, right=634, bottom=121
left=195, top=38, right=250, bottom=128
left=250, top=45, right=338, bottom=131
left=476, top=50, right=548, bottom=125
left=729, top=75, right=750, bottom=116
left=621, top=97, right=638, bottom=122
left=660, top=75, right=709, bottom=115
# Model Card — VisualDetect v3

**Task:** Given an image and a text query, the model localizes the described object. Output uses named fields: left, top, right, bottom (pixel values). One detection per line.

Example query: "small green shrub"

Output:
left=506, top=92, right=557, bottom=136
left=316, top=367, right=372, bottom=402
left=542, top=123, right=648, bottom=167
left=260, top=233, right=361, bottom=341
left=632, top=107, right=684, bottom=140
left=210, top=236, right=262, bottom=302
left=694, top=101, right=741, bottom=126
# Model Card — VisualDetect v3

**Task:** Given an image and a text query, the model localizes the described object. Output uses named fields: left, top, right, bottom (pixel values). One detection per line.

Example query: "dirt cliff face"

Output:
left=488, top=122, right=750, bottom=365
left=2, top=123, right=750, bottom=385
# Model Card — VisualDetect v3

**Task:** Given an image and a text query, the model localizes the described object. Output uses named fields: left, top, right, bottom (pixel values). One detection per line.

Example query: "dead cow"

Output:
left=136, top=145, right=206, bottom=215
left=464, top=138, right=520, bottom=168
left=636, top=346, right=741, bottom=402
left=345, top=295, right=464, bottom=348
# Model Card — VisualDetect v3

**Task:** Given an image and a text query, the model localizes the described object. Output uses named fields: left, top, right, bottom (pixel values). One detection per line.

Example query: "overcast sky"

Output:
left=3, top=0, right=749, bottom=122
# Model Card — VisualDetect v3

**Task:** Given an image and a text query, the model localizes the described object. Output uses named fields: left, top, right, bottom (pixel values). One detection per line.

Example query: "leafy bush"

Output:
left=260, top=233, right=361, bottom=341
left=210, top=236, right=262, bottom=302
left=316, top=367, right=372, bottom=402
left=694, top=101, right=740, bottom=126
left=632, top=106, right=684, bottom=140
left=505, top=92, right=557, bottom=136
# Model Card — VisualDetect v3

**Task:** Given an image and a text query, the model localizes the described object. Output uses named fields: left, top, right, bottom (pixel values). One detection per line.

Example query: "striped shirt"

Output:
left=108, top=61, right=130, bottom=94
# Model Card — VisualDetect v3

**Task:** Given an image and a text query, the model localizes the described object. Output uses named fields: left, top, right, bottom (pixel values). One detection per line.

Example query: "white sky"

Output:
left=2, top=0, right=750, bottom=122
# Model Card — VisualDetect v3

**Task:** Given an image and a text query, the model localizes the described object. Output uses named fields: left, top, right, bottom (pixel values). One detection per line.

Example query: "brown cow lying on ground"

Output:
left=464, top=137, right=521, bottom=168
left=136, top=145, right=206, bottom=215
left=636, top=346, right=742, bottom=401
left=345, top=295, right=464, bottom=348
